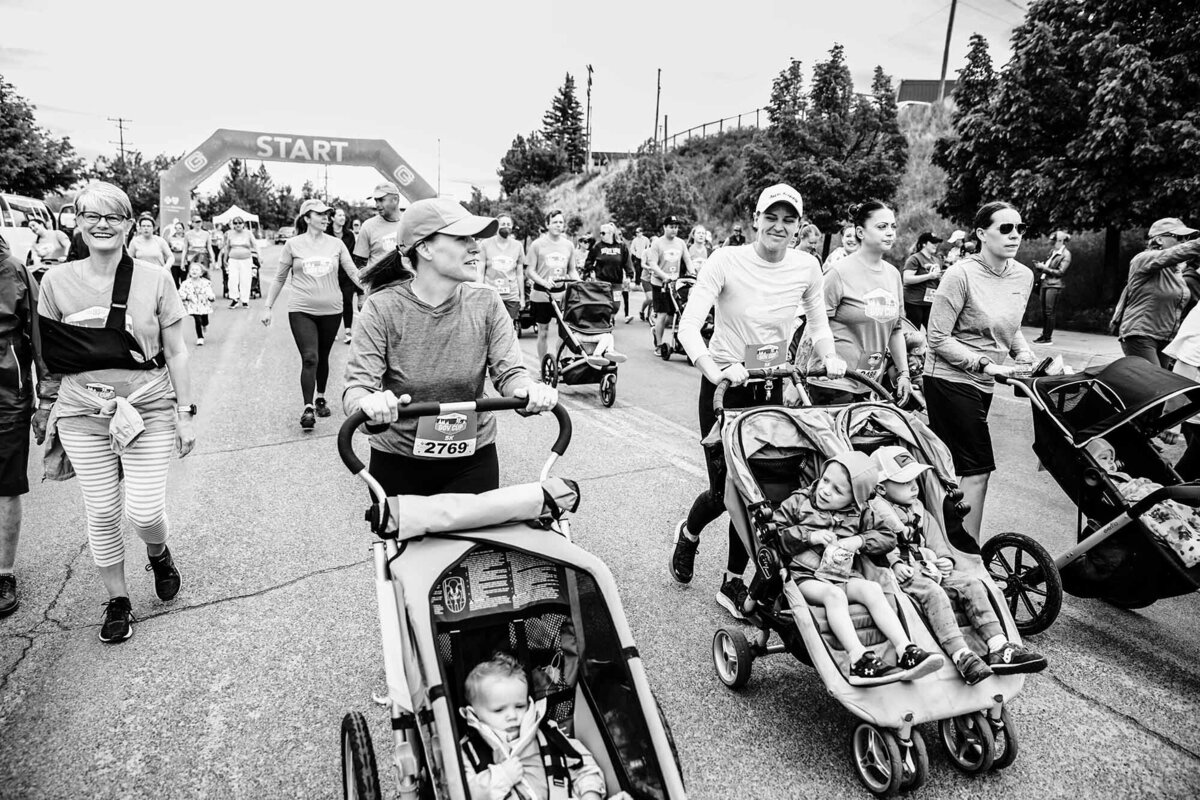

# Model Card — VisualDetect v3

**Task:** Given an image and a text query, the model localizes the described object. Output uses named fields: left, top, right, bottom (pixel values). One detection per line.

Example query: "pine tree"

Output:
left=542, top=73, right=586, bottom=173
left=931, top=33, right=999, bottom=223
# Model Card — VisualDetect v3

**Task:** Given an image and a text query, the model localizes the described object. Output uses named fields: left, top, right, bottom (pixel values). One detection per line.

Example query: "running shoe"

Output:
left=715, top=576, right=749, bottom=620
left=98, top=596, right=135, bottom=643
left=669, top=520, right=698, bottom=583
left=241, top=302, right=249, bottom=308
left=955, top=650, right=994, bottom=686
left=986, top=642, right=1048, bottom=674
left=344, top=331, right=352, bottom=343
left=624, top=315, right=633, bottom=324
left=897, top=644, right=943, bottom=680
left=314, top=397, right=332, bottom=418
left=848, top=651, right=900, bottom=686
left=300, top=407, right=316, bottom=430
left=1032, top=337, right=1051, bottom=344
left=0, top=574, right=18, bottom=618
left=196, top=338, right=205, bottom=346
left=229, top=299, right=239, bottom=309
left=145, top=545, right=181, bottom=601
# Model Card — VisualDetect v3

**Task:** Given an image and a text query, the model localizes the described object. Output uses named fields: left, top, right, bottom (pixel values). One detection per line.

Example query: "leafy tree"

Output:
left=932, top=33, right=999, bottom=225
left=742, top=46, right=908, bottom=234
left=605, top=150, right=699, bottom=234
left=88, top=150, right=179, bottom=217
left=497, top=132, right=568, bottom=195
left=502, top=184, right=550, bottom=244
left=542, top=73, right=586, bottom=173
left=464, top=186, right=498, bottom=217
left=935, top=1, right=1200, bottom=289
left=0, top=74, right=84, bottom=195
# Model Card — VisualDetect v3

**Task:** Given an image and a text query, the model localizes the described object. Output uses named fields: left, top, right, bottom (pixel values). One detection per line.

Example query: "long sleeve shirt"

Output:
left=775, top=486, right=897, bottom=580
left=1118, top=239, right=1200, bottom=342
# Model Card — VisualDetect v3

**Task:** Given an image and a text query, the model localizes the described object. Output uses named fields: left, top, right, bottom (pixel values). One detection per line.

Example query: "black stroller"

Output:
left=658, top=276, right=712, bottom=362
left=983, top=357, right=1200, bottom=633
left=540, top=280, right=621, bottom=407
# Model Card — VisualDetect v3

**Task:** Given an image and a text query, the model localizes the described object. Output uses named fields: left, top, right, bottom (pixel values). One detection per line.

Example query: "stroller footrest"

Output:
left=809, top=603, right=888, bottom=650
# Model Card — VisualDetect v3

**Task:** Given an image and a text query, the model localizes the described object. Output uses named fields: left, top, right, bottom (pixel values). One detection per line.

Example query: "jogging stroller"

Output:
left=657, top=276, right=712, bottom=362
left=540, top=280, right=622, bottom=408
left=983, top=356, right=1200, bottom=634
left=336, top=401, right=686, bottom=800
left=709, top=366, right=1028, bottom=796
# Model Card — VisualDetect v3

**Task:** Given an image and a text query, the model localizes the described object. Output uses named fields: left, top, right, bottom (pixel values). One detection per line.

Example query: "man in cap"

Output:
left=644, top=214, right=692, bottom=354
left=1112, top=217, right=1200, bottom=367
left=724, top=223, right=746, bottom=248
left=354, top=182, right=405, bottom=284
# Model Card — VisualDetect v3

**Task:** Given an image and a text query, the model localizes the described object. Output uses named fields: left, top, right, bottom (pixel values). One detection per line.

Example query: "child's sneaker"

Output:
left=715, top=576, right=749, bottom=620
left=848, top=651, right=900, bottom=686
left=955, top=650, right=994, bottom=686
left=196, top=337, right=205, bottom=346
left=897, top=644, right=943, bottom=680
left=986, top=642, right=1048, bottom=674
left=669, top=520, right=698, bottom=583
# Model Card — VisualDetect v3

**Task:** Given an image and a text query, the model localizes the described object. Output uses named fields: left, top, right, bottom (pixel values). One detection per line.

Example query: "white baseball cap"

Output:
left=755, top=184, right=803, bottom=218
left=873, top=445, right=933, bottom=484
left=948, top=230, right=966, bottom=244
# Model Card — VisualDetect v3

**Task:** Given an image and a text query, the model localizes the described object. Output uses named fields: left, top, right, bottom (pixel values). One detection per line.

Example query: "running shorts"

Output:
left=0, top=418, right=31, bottom=496
left=532, top=302, right=555, bottom=325
left=923, top=375, right=996, bottom=476
left=652, top=285, right=673, bottom=315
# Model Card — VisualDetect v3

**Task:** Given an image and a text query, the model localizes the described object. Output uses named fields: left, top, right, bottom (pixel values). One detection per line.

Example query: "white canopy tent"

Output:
left=212, top=205, right=260, bottom=225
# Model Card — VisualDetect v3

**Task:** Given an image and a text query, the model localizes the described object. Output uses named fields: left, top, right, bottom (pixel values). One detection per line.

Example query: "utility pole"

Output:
left=107, top=117, right=132, bottom=167
left=585, top=64, right=594, bottom=173
left=937, top=0, right=958, bottom=103
left=437, top=138, right=442, bottom=196
left=653, top=68, right=662, bottom=152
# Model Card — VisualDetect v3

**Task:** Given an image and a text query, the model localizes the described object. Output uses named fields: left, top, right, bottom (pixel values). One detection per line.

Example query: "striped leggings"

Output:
left=57, top=426, right=175, bottom=568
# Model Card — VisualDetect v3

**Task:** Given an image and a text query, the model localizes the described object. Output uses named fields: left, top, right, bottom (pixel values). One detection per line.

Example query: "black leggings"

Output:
left=288, top=312, right=341, bottom=405
left=369, top=444, right=499, bottom=497
left=684, top=376, right=781, bottom=575
left=341, top=284, right=360, bottom=330
left=191, top=314, right=208, bottom=337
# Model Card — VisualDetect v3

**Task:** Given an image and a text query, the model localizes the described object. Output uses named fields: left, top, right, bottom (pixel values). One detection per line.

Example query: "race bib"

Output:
left=490, top=277, right=514, bottom=295
left=662, top=249, right=682, bottom=278
left=923, top=286, right=938, bottom=303
left=744, top=340, right=786, bottom=369
left=864, top=288, right=900, bottom=322
left=301, top=257, right=334, bottom=278
left=545, top=252, right=568, bottom=281
left=413, top=412, right=478, bottom=458
left=857, top=351, right=888, bottom=382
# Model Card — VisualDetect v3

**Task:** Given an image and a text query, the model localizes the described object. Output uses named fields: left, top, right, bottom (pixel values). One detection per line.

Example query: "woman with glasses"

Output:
left=220, top=216, right=259, bottom=309
left=36, top=181, right=196, bottom=643
left=127, top=213, right=173, bottom=270
left=924, top=201, right=1035, bottom=541
left=261, top=199, right=359, bottom=430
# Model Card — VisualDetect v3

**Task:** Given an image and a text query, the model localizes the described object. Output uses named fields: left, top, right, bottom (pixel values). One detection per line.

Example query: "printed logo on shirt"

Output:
left=434, top=413, right=468, bottom=435
left=492, top=255, right=515, bottom=272
left=301, top=257, right=335, bottom=278
left=63, top=306, right=134, bottom=334
left=378, top=233, right=397, bottom=250
left=545, top=251, right=568, bottom=280
left=863, top=288, right=900, bottom=322
left=661, top=248, right=682, bottom=277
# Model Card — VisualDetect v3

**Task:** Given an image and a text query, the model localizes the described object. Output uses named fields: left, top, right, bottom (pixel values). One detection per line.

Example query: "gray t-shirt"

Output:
left=275, top=233, right=357, bottom=315
left=354, top=215, right=402, bottom=271
left=342, top=280, right=533, bottom=457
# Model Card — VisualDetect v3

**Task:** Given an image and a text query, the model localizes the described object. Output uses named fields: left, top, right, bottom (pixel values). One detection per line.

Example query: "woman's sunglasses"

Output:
left=996, top=223, right=1027, bottom=236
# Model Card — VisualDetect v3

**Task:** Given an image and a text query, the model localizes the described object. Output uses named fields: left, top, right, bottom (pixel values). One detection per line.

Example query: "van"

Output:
left=0, top=193, right=58, bottom=264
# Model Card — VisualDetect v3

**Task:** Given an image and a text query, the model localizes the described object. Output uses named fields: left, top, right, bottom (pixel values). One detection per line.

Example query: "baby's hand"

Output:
left=935, top=557, right=954, bottom=576
left=497, top=755, right=524, bottom=787
left=810, top=531, right=837, bottom=548
left=919, top=560, right=942, bottom=581
left=892, top=562, right=915, bottom=582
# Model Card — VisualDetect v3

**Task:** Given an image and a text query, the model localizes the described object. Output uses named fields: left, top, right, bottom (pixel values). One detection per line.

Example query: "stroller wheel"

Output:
left=851, top=723, right=903, bottom=797
left=899, top=727, right=929, bottom=791
left=540, top=354, right=559, bottom=387
left=599, top=373, right=617, bottom=407
left=712, top=628, right=752, bottom=689
left=939, top=711, right=995, bottom=774
left=980, top=532, right=1063, bottom=636
left=989, top=706, right=1019, bottom=771
left=341, top=711, right=382, bottom=800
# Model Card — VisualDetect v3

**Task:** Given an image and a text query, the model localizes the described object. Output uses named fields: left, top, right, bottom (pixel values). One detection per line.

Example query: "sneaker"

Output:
left=0, top=574, right=18, bottom=618
left=229, top=299, right=239, bottom=309
left=897, top=644, right=943, bottom=680
left=669, top=520, right=698, bottom=583
left=715, top=577, right=749, bottom=620
left=848, top=651, right=900, bottom=686
left=986, top=641, right=1048, bottom=674
left=624, top=315, right=633, bottom=324
left=314, top=397, right=332, bottom=418
left=145, top=546, right=181, bottom=601
left=955, top=650, right=994, bottom=686
left=300, top=407, right=316, bottom=430
left=344, top=331, right=352, bottom=343
left=1032, top=337, right=1051, bottom=344
left=241, top=302, right=249, bottom=308
left=196, top=337, right=205, bottom=346
left=98, top=596, right=135, bottom=643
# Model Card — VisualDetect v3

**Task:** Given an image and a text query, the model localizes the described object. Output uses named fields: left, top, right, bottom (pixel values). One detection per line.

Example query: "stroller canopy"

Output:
left=561, top=281, right=615, bottom=334
left=838, top=404, right=958, bottom=485
left=1030, top=357, right=1200, bottom=445
left=724, top=407, right=852, bottom=506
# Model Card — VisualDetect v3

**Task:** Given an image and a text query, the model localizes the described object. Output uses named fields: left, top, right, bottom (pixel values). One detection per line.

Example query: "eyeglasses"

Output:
left=996, top=223, right=1027, bottom=236
left=79, top=212, right=128, bottom=226
left=233, top=221, right=244, bottom=225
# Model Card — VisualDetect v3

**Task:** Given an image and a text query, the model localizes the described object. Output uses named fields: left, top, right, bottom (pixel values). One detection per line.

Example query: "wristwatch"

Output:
left=177, top=404, right=198, bottom=417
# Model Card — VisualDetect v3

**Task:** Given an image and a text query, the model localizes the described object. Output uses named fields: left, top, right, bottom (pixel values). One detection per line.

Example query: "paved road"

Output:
left=3, top=247, right=1198, bottom=799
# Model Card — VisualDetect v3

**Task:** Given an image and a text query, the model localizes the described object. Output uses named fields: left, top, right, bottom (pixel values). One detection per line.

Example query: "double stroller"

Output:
left=984, top=356, right=1200, bottom=633
left=336, top=400, right=686, bottom=799
left=540, top=280, right=623, bottom=407
left=708, top=367, right=1028, bottom=796
left=657, top=276, right=712, bottom=362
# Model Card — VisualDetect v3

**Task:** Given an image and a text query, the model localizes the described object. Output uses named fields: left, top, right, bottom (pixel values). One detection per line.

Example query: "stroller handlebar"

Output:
left=712, top=366, right=894, bottom=414
left=337, top=399, right=573, bottom=476
left=1128, top=482, right=1200, bottom=518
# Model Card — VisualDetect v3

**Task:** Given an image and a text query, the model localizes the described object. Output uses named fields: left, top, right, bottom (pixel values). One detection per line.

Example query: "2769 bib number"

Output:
left=418, top=439, right=475, bottom=457
left=412, top=412, right=479, bottom=459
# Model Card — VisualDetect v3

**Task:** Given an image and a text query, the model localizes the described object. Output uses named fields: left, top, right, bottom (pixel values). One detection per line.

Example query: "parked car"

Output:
left=0, top=193, right=58, bottom=264
left=274, top=226, right=296, bottom=244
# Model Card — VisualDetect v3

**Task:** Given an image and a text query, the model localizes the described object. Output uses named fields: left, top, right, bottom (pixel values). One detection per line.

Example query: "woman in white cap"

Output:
left=670, top=183, right=845, bottom=620
left=261, top=199, right=359, bottom=430
left=343, top=199, right=557, bottom=496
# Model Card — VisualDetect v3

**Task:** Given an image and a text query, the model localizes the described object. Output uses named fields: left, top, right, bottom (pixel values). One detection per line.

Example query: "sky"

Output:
left=1, top=0, right=1026, bottom=206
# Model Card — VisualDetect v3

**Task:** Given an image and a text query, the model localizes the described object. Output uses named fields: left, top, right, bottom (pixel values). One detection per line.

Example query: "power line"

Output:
left=107, top=117, right=132, bottom=165
left=961, top=0, right=1018, bottom=26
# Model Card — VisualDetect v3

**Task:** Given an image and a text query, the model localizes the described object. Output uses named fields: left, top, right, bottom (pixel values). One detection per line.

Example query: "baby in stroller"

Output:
left=459, top=652, right=631, bottom=800
left=1087, top=438, right=1200, bottom=568
left=775, top=451, right=943, bottom=685
left=870, top=446, right=1048, bottom=684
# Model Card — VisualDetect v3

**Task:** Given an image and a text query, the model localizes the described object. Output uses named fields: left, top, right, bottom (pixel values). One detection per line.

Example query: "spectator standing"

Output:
left=1031, top=231, right=1073, bottom=344
left=1111, top=218, right=1200, bottom=367
left=902, top=232, right=944, bottom=330
left=723, top=223, right=746, bottom=248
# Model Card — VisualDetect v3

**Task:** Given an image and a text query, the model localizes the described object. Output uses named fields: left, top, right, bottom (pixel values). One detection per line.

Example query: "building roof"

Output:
left=897, top=79, right=958, bottom=104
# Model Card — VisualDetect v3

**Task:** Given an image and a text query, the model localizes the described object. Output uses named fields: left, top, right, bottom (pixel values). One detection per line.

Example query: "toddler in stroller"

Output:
left=459, top=652, right=632, bottom=800
left=775, top=451, right=943, bottom=685
left=870, top=446, right=1047, bottom=684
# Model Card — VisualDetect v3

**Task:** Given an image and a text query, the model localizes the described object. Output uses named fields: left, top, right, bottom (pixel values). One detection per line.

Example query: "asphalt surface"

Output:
left=3, top=247, right=1198, bottom=799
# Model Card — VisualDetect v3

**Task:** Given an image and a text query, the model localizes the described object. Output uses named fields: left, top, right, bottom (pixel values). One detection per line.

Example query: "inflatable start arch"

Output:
left=159, top=129, right=437, bottom=230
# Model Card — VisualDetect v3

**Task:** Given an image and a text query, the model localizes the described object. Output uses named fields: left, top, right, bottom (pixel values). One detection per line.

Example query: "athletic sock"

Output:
left=951, top=647, right=971, bottom=665
left=986, top=635, right=1007, bottom=652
